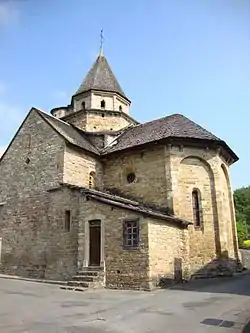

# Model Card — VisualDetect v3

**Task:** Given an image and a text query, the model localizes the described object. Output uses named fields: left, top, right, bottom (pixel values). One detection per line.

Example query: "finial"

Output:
left=99, top=28, right=104, bottom=56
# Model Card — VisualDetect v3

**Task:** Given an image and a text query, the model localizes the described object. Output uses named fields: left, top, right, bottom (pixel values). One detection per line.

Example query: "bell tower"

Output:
left=50, top=31, right=138, bottom=133
left=72, top=53, right=131, bottom=116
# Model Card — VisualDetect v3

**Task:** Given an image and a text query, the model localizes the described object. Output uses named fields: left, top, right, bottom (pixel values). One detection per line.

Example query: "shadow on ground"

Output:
left=242, top=321, right=250, bottom=333
left=158, top=252, right=250, bottom=297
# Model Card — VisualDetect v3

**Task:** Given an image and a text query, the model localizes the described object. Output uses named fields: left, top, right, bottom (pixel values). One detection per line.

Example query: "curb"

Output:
left=0, top=274, right=67, bottom=286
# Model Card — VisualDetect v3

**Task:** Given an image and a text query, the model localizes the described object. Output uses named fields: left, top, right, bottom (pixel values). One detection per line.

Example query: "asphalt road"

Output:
left=0, top=274, right=250, bottom=332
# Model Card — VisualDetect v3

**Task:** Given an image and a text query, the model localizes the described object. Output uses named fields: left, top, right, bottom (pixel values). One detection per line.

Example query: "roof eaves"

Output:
left=72, top=88, right=131, bottom=103
left=101, top=134, right=238, bottom=163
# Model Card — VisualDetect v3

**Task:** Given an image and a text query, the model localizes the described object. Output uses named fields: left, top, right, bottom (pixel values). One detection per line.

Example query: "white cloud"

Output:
left=0, top=1, right=19, bottom=27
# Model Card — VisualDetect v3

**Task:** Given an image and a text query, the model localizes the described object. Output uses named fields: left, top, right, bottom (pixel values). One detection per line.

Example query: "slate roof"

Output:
left=35, top=109, right=237, bottom=161
left=102, top=113, right=238, bottom=160
left=36, top=109, right=100, bottom=155
left=74, top=55, right=129, bottom=101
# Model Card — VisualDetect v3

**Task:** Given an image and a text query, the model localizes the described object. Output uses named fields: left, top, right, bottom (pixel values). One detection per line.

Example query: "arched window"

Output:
left=89, top=171, right=96, bottom=189
left=192, top=189, right=202, bottom=227
left=101, top=100, right=105, bottom=109
left=81, top=101, right=86, bottom=110
left=119, top=105, right=123, bottom=111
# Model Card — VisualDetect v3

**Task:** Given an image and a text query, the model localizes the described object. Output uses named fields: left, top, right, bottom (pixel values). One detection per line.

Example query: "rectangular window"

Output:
left=123, top=219, right=139, bottom=249
left=65, top=210, right=71, bottom=232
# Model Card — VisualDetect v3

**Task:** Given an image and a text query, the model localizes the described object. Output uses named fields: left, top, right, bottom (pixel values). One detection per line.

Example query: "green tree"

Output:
left=234, top=186, right=250, bottom=247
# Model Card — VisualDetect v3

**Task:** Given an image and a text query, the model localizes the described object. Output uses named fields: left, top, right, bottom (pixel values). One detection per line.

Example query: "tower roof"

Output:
left=74, top=55, right=129, bottom=101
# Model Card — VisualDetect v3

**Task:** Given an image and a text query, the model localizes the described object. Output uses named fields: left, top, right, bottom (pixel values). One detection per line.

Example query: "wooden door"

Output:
left=89, top=220, right=101, bottom=266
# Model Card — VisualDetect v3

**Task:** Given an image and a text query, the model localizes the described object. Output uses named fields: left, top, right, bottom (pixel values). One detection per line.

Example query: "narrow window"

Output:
left=65, top=210, right=71, bottom=232
left=0, top=205, right=3, bottom=219
left=81, top=101, right=86, bottom=110
left=192, top=189, right=202, bottom=228
left=119, top=105, right=123, bottom=111
left=101, top=100, right=105, bottom=109
left=123, top=219, right=139, bottom=248
left=89, top=171, right=96, bottom=189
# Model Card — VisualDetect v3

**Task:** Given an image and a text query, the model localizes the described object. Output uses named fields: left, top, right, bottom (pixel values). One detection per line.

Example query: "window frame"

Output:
left=123, top=218, right=140, bottom=249
left=192, top=188, right=202, bottom=229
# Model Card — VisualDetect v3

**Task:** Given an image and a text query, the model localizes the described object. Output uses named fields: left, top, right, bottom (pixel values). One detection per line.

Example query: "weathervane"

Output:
left=100, top=28, right=104, bottom=56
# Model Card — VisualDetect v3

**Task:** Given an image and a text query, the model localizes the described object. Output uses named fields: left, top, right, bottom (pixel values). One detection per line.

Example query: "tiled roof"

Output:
left=74, top=55, right=128, bottom=100
left=36, top=109, right=100, bottom=155
left=102, top=113, right=234, bottom=156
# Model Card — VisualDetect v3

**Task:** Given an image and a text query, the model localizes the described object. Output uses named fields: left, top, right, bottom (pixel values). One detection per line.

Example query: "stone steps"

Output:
left=72, top=275, right=95, bottom=282
left=60, top=266, right=104, bottom=291
left=67, top=281, right=89, bottom=288
left=75, top=271, right=99, bottom=277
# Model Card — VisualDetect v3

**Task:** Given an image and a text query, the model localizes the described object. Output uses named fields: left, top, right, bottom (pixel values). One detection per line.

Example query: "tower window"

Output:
left=101, top=100, right=105, bottom=109
left=119, top=105, right=123, bottom=111
left=81, top=101, right=86, bottom=110
left=192, top=189, right=202, bottom=228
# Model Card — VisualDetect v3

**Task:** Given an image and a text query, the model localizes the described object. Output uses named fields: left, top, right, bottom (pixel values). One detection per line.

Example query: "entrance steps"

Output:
left=60, top=266, right=104, bottom=292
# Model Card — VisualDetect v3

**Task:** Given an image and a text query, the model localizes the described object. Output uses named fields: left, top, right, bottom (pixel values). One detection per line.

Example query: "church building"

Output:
left=0, top=47, right=240, bottom=290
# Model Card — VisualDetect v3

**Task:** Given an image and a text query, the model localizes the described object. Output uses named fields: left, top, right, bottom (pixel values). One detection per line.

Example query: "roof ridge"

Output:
left=36, top=107, right=72, bottom=127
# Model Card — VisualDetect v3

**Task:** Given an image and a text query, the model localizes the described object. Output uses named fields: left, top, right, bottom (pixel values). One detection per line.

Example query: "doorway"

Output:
left=89, top=220, right=101, bottom=266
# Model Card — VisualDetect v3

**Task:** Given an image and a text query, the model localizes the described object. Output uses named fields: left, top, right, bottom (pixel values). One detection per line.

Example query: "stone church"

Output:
left=0, top=50, right=240, bottom=290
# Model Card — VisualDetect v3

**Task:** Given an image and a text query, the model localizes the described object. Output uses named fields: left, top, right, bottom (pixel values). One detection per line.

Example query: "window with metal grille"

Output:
left=123, top=219, right=139, bottom=248
left=192, top=189, right=202, bottom=228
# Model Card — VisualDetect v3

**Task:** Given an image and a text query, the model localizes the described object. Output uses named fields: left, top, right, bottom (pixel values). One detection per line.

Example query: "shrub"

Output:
left=242, top=240, right=250, bottom=248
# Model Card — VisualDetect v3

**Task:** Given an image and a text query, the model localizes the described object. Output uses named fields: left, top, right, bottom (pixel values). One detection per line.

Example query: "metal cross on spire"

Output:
left=99, top=28, right=104, bottom=56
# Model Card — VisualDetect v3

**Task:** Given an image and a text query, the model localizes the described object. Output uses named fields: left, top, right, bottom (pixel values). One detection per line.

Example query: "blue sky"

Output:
left=0, top=0, right=249, bottom=189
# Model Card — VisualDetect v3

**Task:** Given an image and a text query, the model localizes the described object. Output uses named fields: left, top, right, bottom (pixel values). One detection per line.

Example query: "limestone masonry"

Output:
left=0, top=51, right=240, bottom=290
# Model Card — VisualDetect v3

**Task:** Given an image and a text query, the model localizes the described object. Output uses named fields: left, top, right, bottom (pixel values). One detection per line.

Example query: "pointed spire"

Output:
left=74, top=51, right=129, bottom=101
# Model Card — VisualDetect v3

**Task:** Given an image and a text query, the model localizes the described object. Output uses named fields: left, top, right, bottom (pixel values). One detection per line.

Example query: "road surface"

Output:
left=0, top=273, right=250, bottom=332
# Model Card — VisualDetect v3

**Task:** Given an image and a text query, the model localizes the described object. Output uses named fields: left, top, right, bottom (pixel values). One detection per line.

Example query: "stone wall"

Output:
left=85, top=110, right=131, bottom=132
left=0, top=109, right=64, bottom=199
left=168, top=144, right=238, bottom=275
left=0, top=110, right=79, bottom=280
left=73, top=93, right=92, bottom=112
left=148, top=220, right=188, bottom=287
left=240, top=249, right=250, bottom=269
left=64, top=111, right=87, bottom=130
left=177, top=154, right=217, bottom=273
left=45, top=187, right=79, bottom=280
left=80, top=198, right=150, bottom=290
left=63, top=145, right=103, bottom=189
left=103, top=146, right=169, bottom=208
